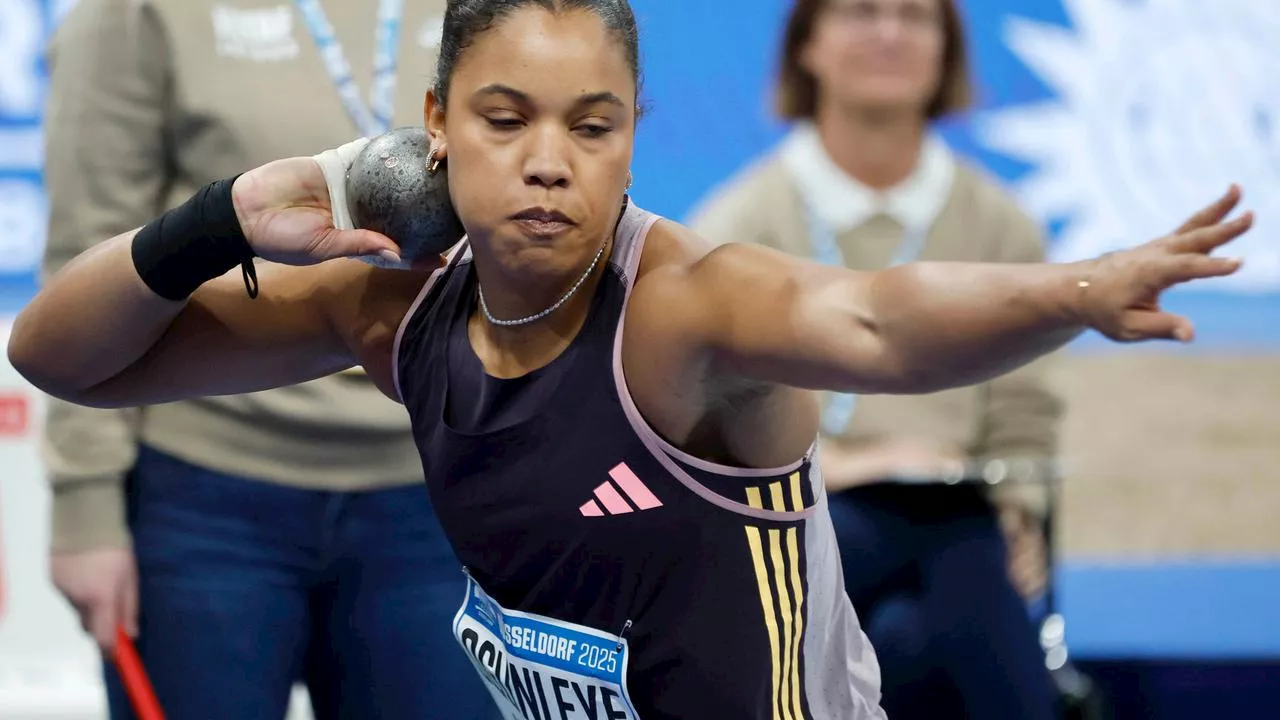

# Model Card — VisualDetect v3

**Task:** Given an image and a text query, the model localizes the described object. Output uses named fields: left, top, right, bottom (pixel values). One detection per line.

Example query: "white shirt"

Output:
left=779, top=121, right=957, bottom=241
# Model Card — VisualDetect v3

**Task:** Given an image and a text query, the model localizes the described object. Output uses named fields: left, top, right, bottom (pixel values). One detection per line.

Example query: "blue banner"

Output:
left=0, top=0, right=50, bottom=311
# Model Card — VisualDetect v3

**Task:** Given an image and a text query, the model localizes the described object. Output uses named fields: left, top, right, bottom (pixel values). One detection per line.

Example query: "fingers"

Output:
left=1174, top=184, right=1242, bottom=234
left=1161, top=254, right=1244, bottom=285
left=119, top=569, right=140, bottom=641
left=998, top=503, right=1033, bottom=535
left=1010, top=542, right=1048, bottom=600
left=1118, top=309, right=1195, bottom=343
left=323, top=228, right=403, bottom=264
left=1171, top=211, right=1254, bottom=255
left=88, top=598, right=119, bottom=654
left=353, top=247, right=443, bottom=272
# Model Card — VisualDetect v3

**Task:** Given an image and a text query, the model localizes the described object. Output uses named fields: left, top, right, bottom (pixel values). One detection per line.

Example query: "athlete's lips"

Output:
left=511, top=207, right=576, bottom=237
left=511, top=207, right=575, bottom=224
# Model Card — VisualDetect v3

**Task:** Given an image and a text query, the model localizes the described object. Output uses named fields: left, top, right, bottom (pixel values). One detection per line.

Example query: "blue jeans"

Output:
left=828, top=484, right=1056, bottom=720
left=105, top=446, right=498, bottom=720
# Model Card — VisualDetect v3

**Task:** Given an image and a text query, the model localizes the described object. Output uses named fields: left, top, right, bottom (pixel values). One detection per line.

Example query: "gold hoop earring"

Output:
left=427, top=147, right=443, bottom=174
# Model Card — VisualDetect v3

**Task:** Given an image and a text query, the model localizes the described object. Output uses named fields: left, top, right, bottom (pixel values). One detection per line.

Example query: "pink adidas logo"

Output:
left=580, top=463, right=663, bottom=517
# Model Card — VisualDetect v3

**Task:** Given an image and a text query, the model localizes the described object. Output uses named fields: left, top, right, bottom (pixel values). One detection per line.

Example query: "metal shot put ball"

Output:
left=345, top=126, right=466, bottom=262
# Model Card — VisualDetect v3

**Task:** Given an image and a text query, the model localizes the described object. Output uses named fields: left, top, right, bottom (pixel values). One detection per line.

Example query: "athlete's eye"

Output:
left=486, top=117, right=524, bottom=131
left=576, top=124, right=614, bottom=139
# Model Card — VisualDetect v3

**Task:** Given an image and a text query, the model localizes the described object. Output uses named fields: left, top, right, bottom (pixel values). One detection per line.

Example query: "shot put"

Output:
left=345, top=126, right=466, bottom=262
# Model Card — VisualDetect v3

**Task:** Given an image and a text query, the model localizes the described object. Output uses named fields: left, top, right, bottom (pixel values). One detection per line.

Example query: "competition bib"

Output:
left=453, top=577, right=641, bottom=720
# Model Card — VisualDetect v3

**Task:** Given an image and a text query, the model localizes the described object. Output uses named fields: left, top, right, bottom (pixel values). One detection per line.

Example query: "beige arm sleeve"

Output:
left=41, top=0, right=170, bottom=551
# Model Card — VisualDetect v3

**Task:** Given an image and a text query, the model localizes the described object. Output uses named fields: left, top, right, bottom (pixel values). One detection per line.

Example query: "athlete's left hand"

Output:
left=1077, top=185, right=1251, bottom=343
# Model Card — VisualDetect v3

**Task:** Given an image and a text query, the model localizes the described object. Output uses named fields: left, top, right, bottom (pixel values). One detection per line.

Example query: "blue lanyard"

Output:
left=294, top=0, right=403, bottom=137
left=806, top=208, right=929, bottom=436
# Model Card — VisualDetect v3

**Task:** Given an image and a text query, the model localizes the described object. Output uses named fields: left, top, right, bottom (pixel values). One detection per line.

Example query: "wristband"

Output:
left=130, top=177, right=259, bottom=300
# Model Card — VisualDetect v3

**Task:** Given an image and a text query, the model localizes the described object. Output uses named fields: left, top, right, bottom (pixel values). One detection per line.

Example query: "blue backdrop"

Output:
left=0, top=0, right=52, bottom=310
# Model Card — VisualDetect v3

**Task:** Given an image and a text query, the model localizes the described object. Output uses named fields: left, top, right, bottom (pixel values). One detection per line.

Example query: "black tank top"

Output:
left=393, top=200, right=885, bottom=719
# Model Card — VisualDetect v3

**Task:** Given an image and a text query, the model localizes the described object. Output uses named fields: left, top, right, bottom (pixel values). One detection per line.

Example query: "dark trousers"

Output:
left=106, top=446, right=498, bottom=720
left=829, top=484, right=1057, bottom=720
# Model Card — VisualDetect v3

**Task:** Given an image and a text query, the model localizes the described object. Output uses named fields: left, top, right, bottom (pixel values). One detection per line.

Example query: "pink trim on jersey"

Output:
left=593, top=481, right=634, bottom=515
left=391, top=240, right=470, bottom=403
left=645, top=419, right=810, bottom=478
left=609, top=463, right=662, bottom=510
left=610, top=213, right=819, bottom=523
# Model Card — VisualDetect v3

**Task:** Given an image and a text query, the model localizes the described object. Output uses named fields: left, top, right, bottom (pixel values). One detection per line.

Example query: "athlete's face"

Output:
left=426, top=7, right=636, bottom=281
left=803, top=0, right=946, bottom=117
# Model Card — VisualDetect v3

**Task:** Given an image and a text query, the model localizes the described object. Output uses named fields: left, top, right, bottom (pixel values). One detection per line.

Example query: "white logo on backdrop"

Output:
left=0, top=127, right=42, bottom=172
left=0, top=180, right=46, bottom=275
left=978, top=0, right=1280, bottom=293
left=212, top=3, right=301, bottom=62
left=0, top=0, right=43, bottom=118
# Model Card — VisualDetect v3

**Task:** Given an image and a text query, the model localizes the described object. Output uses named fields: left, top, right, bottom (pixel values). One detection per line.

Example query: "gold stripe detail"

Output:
left=746, top=487, right=782, bottom=720
left=747, top=476, right=810, bottom=720
left=786, top=472, right=808, bottom=719
left=769, top=525, right=795, bottom=720
left=765, top=481, right=793, bottom=720
left=788, top=471, right=805, bottom=517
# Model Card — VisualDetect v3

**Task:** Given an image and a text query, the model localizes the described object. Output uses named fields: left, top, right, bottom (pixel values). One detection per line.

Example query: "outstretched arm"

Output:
left=11, top=230, right=358, bottom=408
left=7, top=156, right=415, bottom=408
left=681, top=187, right=1250, bottom=395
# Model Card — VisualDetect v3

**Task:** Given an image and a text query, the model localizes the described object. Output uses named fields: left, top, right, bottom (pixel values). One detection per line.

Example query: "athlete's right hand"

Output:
left=52, top=547, right=137, bottom=654
left=230, top=152, right=405, bottom=267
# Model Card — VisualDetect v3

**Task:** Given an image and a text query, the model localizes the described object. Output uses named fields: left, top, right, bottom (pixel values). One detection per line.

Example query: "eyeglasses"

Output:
left=823, top=0, right=943, bottom=33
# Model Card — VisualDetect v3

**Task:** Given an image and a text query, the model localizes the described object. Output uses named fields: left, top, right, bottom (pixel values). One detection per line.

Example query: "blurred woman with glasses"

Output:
left=691, top=1, right=1062, bottom=717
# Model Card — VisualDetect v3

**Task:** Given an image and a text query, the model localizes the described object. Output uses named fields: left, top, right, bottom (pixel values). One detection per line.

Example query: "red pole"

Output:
left=113, top=625, right=166, bottom=720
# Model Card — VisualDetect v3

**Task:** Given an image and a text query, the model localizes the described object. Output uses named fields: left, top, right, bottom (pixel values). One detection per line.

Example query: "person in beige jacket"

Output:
left=689, top=1, right=1061, bottom=718
left=41, top=1, right=496, bottom=717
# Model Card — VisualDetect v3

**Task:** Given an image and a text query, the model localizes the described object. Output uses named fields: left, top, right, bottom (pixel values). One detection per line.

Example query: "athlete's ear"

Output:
left=425, top=90, right=447, bottom=157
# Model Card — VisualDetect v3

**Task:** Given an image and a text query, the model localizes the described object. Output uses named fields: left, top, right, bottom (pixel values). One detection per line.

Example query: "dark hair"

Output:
left=434, top=0, right=642, bottom=111
left=776, top=0, right=972, bottom=121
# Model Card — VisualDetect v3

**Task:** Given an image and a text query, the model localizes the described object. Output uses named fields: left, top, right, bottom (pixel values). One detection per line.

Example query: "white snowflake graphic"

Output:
left=978, top=0, right=1280, bottom=293
left=0, top=0, right=43, bottom=118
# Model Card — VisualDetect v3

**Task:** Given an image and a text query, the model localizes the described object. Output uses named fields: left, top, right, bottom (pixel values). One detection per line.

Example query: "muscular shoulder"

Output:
left=629, top=220, right=803, bottom=353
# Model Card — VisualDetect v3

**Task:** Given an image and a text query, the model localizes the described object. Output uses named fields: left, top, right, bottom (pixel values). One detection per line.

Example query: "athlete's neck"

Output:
left=814, top=100, right=927, bottom=191
left=467, top=236, right=612, bottom=378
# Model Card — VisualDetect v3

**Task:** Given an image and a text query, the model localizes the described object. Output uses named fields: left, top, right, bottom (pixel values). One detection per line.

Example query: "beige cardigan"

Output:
left=41, top=0, right=448, bottom=551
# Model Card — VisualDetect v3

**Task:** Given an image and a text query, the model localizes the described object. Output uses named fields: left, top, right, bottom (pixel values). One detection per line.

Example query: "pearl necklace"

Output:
left=477, top=241, right=608, bottom=327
